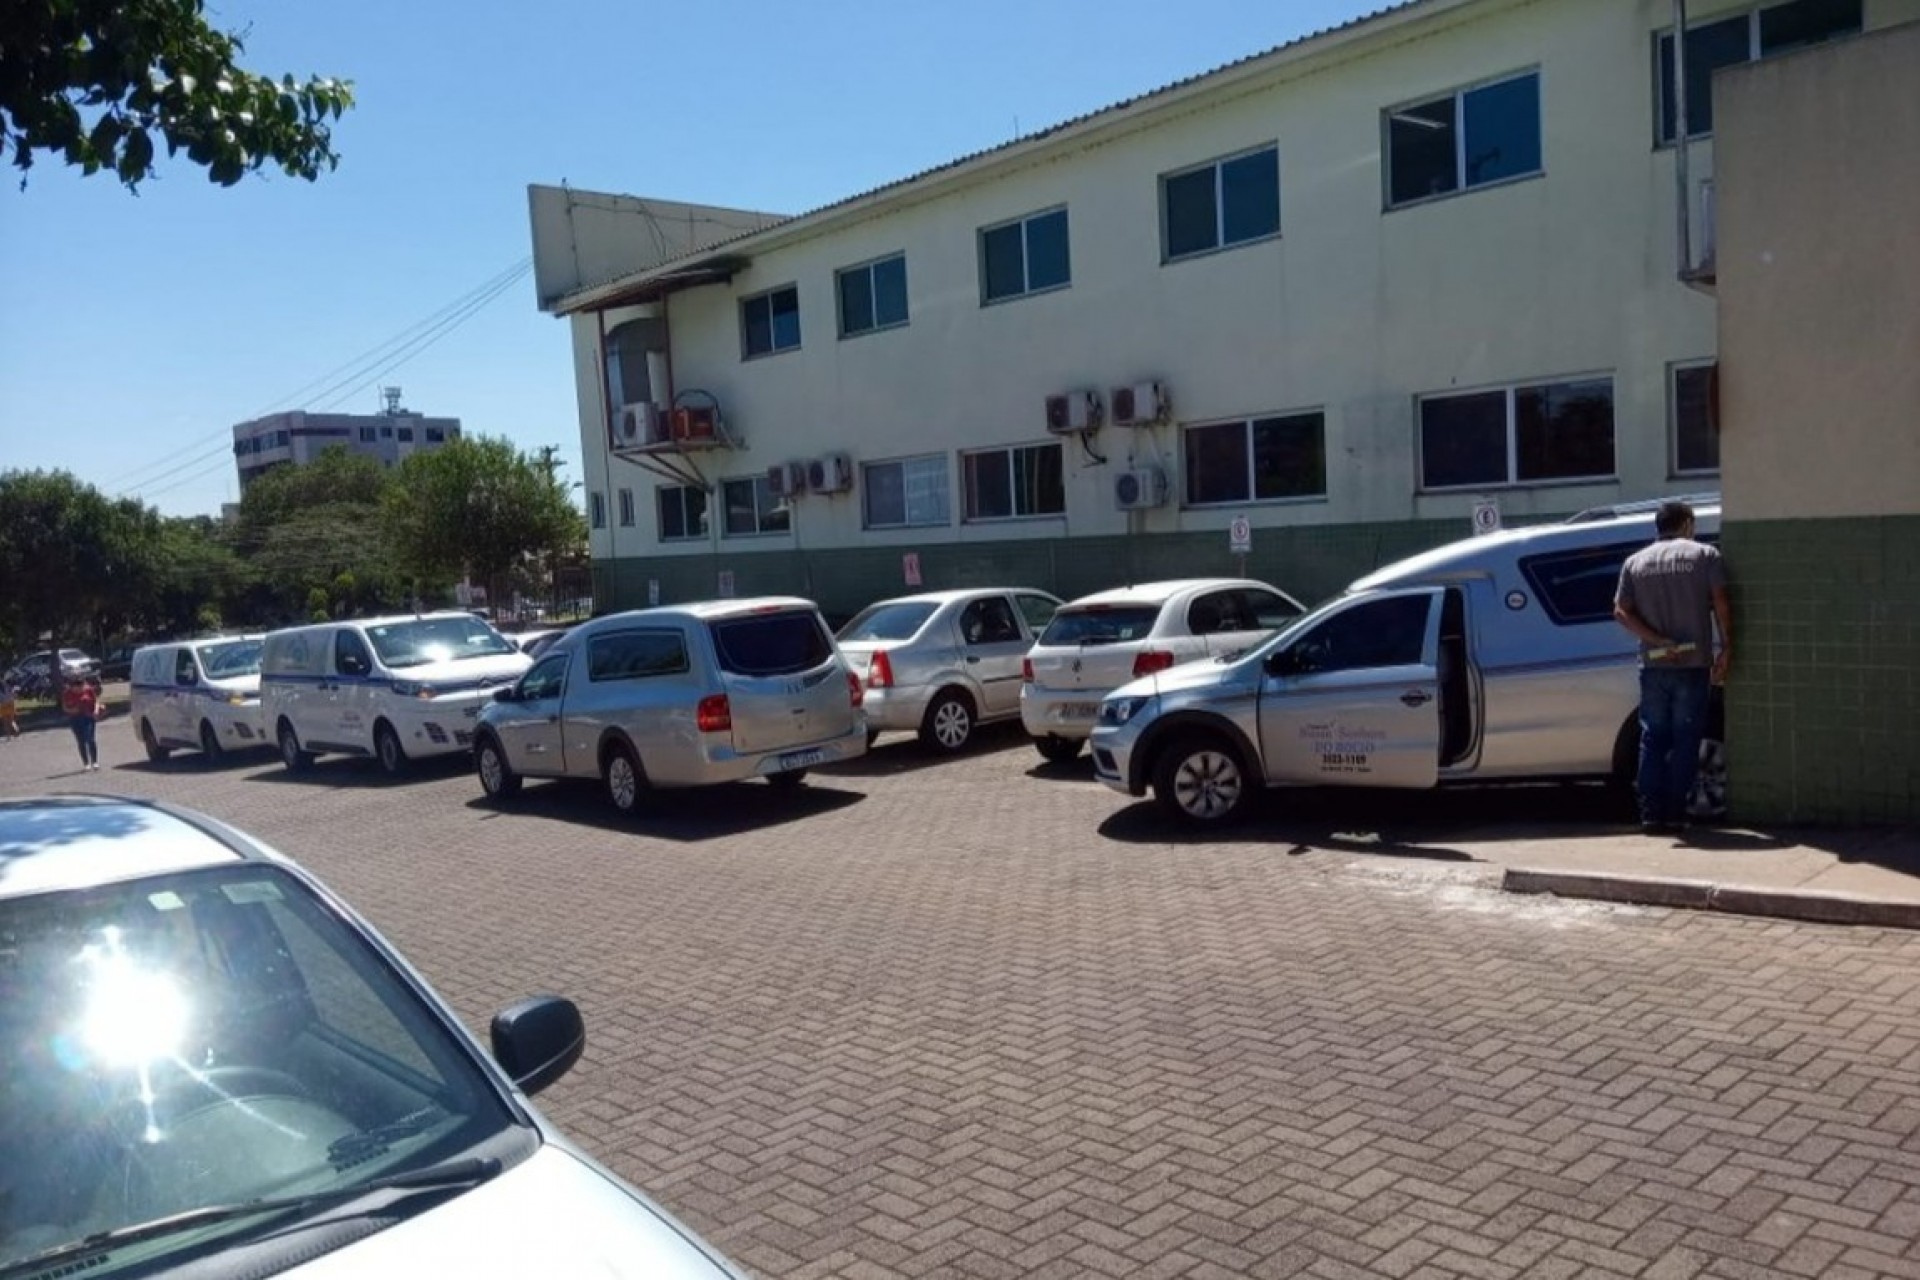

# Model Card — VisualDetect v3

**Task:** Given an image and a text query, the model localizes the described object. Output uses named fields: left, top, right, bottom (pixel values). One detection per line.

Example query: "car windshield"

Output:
left=710, top=610, right=832, bottom=676
left=837, top=601, right=938, bottom=643
left=198, top=640, right=263, bottom=679
left=0, top=863, right=525, bottom=1273
left=1038, top=605, right=1162, bottom=647
left=365, top=618, right=516, bottom=669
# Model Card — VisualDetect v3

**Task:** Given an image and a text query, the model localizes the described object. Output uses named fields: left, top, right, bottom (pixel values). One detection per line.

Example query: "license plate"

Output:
left=1059, top=703, right=1100, bottom=720
left=777, top=748, right=825, bottom=772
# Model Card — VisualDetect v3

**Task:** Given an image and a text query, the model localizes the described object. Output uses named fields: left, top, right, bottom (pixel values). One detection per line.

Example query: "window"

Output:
left=1014, top=593, right=1059, bottom=633
left=1656, top=0, right=1860, bottom=143
left=1183, top=412, right=1326, bottom=507
left=658, top=485, right=708, bottom=541
left=979, top=208, right=1070, bottom=303
left=1163, top=145, right=1281, bottom=261
left=1672, top=362, right=1719, bottom=475
left=709, top=611, right=833, bottom=676
left=1519, top=541, right=1646, bottom=626
left=962, top=443, right=1064, bottom=521
left=1419, top=377, right=1615, bottom=490
left=721, top=476, right=790, bottom=537
left=425, top=427, right=445, bottom=443
left=589, top=491, right=606, bottom=529
left=837, top=254, right=908, bottom=337
left=380, top=426, right=393, bottom=439
left=519, top=653, right=568, bottom=700
left=740, top=285, right=800, bottom=358
left=617, top=488, right=635, bottom=527
left=959, top=596, right=1022, bottom=646
left=1387, top=71, right=1541, bottom=207
left=863, top=455, right=951, bottom=529
left=1039, top=606, right=1159, bottom=647
left=1289, top=595, right=1435, bottom=674
left=588, top=630, right=689, bottom=681
left=398, top=427, right=414, bottom=443
left=839, top=601, right=938, bottom=643
left=358, top=427, right=376, bottom=443
left=334, top=629, right=373, bottom=677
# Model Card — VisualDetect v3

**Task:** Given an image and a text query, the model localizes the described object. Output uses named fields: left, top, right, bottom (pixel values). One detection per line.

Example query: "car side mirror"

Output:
left=490, top=995, right=584, bottom=1097
left=1264, top=649, right=1298, bottom=678
left=493, top=685, right=517, bottom=703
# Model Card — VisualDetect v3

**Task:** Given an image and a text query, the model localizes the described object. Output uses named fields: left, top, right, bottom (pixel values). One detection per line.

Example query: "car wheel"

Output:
left=919, top=690, right=975, bottom=753
left=1152, top=734, right=1252, bottom=824
left=1688, top=735, right=1729, bottom=820
left=1033, top=734, right=1082, bottom=763
left=277, top=720, right=312, bottom=773
left=198, top=720, right=224, bottom=762
left=475, top=734, right=522, bottom=799
left=767, top=769, right=808, bottom=789
left=140, top=720, right=171, bottom=763
left=374, top=722, right=407, bottom=776
left=604, top=743, right=645, bottom=814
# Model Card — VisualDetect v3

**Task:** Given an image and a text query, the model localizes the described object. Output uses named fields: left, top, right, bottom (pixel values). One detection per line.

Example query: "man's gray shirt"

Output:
left=1615, top=538, right=1726, bottom=668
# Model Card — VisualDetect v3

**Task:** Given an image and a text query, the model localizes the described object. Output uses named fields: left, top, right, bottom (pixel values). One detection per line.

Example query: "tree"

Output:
left=1, top=0, right=353, bottom=189
left=0, top=468, right=150, bottom=652
left=232, top=448, right=409, bottom=619
left=382, top=437, right=586, bottom=613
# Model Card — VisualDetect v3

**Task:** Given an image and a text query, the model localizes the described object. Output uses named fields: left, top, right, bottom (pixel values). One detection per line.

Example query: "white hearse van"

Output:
left=261, top=613, right=530, bottom=774
left=1090, top=497, right=1725, bottom=824
left=129, top=634, right=268, bottom=762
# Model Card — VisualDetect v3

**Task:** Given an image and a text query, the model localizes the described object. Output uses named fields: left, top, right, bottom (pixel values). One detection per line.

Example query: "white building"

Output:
left=531, top=0, right=1913, bottom=618
left=232, top=392, right=462, bottom=491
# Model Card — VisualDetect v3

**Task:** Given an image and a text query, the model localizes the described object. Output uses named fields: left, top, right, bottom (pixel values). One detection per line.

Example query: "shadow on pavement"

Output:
left=464, top=776, right=863, bottom=842
left=820, top=721, right=1029, bottom=778
left=241, top=753, right=475, bottom=788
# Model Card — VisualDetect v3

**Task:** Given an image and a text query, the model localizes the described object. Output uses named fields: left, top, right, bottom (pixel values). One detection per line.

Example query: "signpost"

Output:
left=647, top=579, right=661, bottom=606
left=717, top=569, right=736, bottom=598
left=1228, top=516, right=1252, bottom=575
left=1471, top=500, right=1501, bottom=537
left=903, top=552, right=922, bottom=587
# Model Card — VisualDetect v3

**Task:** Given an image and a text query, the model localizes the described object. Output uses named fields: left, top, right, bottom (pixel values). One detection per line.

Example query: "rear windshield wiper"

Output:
left=0, top=1156, right=501, bottom=1280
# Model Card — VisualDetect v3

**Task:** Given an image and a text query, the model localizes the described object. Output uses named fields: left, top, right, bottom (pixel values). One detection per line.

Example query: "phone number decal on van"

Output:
left=1298, top=722, right=1381, bottom=774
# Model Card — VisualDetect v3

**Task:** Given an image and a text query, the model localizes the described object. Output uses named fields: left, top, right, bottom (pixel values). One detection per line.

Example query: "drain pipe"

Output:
left=1673, top=0, right=1693, bottom=279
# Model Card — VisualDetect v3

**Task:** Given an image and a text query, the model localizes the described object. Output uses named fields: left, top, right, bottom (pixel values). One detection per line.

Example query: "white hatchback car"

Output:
left=0, top=795, right=742, bottom=1278
left=1019, top=578, right=1306, bottom=761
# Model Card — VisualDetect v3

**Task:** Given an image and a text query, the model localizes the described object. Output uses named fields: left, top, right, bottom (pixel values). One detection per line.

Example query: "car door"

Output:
left=495, top=653, right=570, bottom=776
left=958, top=595, right=1029, bottom=717
left=168, top=647, right=200, bottom=743
left=331, top=628, right=375, bottom=748
left=1257, top=588, right=1444, bottom=789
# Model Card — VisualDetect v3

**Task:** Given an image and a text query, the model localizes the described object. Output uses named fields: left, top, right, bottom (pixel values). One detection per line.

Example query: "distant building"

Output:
left=232, top=388, right=461, bottom=491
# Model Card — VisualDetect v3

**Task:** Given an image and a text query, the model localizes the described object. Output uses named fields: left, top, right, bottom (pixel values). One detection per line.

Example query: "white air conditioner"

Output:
left=1044, top=390, right=1102, bottom=436
left=1113, top=466, right=1168, bottom=511
left=767, top=461, right=808, bottom=499
left=1110, top=380, right=1168, bottom=427
left=612, top=402, right=661, bottom=449
left=808, top=453, right=853, bottom=494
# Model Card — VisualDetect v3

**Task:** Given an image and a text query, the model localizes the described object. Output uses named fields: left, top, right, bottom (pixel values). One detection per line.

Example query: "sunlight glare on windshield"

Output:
left=78, top=928, right=189, bottom=1071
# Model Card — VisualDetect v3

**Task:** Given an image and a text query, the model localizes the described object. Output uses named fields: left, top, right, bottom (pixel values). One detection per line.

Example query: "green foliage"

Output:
left=232, top=447, right=411, bottom=618
left=306, top=586, right=330, bottom=623
left=0, top=469, right=136, bottom=649
left=1, top=0, right=354, bottom=189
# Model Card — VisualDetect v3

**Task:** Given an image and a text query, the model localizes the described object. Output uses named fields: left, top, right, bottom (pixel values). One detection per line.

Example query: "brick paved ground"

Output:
left=5, top=712, right=1919, bottom=1279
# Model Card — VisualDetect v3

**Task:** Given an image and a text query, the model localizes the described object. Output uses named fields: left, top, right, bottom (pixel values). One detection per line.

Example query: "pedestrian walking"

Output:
left=60, top=673, right=105, bottom=771
left=0, top=676, right=20, bottom=740
left=1613, top=500, right=1731, bottom=834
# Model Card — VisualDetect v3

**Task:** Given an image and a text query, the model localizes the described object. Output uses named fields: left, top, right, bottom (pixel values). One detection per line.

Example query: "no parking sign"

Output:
left=1471, top=500, right=1501, bottom=537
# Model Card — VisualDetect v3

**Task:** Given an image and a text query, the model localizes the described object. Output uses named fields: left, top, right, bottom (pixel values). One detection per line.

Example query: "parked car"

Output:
left=129, top=634, right=269, bottom=763
left=4, top=648, right=100, bottom=694
left=261, top=613, right=530, bottom=775
left=1090, top=497, right=1727, bottom=824
left=473, top=597, right=867, bottom=813
left=514, top=627, right=570, bottom=660
left=0, top=794, right=744, bottom=1278
left=837, top=588, right=1063, bottom=752
left=1019, top=579, right=1307, bottom=762
left=98, top=645, right=136, bottom=681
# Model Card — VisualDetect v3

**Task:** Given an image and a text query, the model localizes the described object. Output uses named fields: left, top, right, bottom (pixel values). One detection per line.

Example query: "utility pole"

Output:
left=536, top=444, right=562, bottom=615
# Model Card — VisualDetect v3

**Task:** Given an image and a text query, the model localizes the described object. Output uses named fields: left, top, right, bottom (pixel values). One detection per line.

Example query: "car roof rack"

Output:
left=1563, top=491, right=1721, bottom=524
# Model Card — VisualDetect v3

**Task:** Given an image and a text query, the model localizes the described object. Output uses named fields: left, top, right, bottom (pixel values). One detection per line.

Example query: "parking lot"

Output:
left=6, top=712, right=1920, bottom=1279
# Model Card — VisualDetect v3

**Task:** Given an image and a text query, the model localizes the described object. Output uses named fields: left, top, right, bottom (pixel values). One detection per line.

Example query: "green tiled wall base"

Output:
left=1723, top=515, right=1920, bottom=826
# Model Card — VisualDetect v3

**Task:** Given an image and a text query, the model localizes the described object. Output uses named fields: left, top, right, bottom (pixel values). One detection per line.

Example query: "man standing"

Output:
left=1614, top=500, right=1732, bottom=834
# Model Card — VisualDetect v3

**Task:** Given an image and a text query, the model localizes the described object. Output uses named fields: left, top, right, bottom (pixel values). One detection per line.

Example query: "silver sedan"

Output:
left=837, top=588, right=1062, bottom=752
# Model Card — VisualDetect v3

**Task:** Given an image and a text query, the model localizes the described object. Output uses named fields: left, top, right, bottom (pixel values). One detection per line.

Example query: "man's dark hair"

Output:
left=1654, top=500, right=1695, bottom=537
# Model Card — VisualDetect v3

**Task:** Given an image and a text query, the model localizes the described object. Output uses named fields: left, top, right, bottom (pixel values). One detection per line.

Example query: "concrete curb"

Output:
left=1501, top=868, right=1920, bottom=930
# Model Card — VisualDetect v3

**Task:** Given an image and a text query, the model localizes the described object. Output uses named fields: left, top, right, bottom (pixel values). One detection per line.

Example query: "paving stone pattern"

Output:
left=6, top=719, right=1919, bottom=1278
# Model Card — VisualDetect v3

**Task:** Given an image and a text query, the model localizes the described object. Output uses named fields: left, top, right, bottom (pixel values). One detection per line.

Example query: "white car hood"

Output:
left=390, top=653, right=531, bottom=689
left=288, top=1144, right=738, bottom=1279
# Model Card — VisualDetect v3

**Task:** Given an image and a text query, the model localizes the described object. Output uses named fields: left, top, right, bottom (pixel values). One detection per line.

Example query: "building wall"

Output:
left=232, top=410, right=462, bottom=489
left=1715, top=20, right=1920, bottom=824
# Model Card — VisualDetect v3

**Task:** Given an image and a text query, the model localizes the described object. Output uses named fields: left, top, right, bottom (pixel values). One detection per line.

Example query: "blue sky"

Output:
left=1, top=0, right=1380, bottom=517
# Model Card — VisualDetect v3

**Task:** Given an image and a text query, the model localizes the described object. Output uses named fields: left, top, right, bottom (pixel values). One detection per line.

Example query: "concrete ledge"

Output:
left=1500, top=868, right=1920, bottom=930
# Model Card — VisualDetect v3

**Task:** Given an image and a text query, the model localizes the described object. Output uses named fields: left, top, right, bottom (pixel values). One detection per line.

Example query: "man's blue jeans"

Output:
left=1637, top=667, right=1711, bottom=825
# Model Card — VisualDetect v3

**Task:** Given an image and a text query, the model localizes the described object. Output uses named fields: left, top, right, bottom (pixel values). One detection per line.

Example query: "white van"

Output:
left=261, top=613, right=531, bottom=774
left=129, top=634, right=268, bottom=762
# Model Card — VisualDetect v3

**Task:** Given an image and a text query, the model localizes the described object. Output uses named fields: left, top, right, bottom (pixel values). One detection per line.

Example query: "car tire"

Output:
left=198, top=720, right=224, bottom=762
left=475, top=734, right=522, bottom=800
left=140, top=719, right=170, bottom=763
left=919, top=690, right=975, bottom=753
left=1152, top=733, right=1252, bottom=824
left=277, top=720, right=312, bottom=773
left=604, top=743, right=645, bottom=815
left=1688, top=735, right=1730, bottom=821
left=373, top=721, right=407, bottom=776
left=1033, top=734, right=1081, bottom=763
left=767, top=769, right=808, bottom=789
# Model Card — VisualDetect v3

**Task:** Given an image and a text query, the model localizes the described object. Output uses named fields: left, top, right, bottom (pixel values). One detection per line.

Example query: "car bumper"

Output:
left=393, top=694, right=497, bottom=756
left=205, top=702, right=269, bottom=747
left=691, top=720, right=870, bottom=784
left=1090, top=718, right=1150, bottom=796
left=1019, top=686, right=1107, bottom=741
left=860, top=685, right=935, bottom=733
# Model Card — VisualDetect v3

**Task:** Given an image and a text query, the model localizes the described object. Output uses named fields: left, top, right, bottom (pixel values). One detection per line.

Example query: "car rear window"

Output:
left=1038, top=605, right=1161, bottom=647
left=588, top=630, right=688, bottom=681
left=838, top=601, right=938, bottom=643
left=710, top=611, right=833, bottom=676
left=1518, top=541, right=1642, bottom=625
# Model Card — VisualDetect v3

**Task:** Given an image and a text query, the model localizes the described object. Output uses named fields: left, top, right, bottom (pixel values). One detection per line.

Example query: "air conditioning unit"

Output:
left=1044, top=390, right=1102, bottom=436
left=611, top=402, right=661, bottom=449
left=767, top=461, right=808, bottom=499
left=1114, top=466, right=1169, bottom=511
left=808, top=453, right=853, bottom=494
left=1110, top=380, right=1168, bottom=427
left=670, top=405, right=719, bottom=443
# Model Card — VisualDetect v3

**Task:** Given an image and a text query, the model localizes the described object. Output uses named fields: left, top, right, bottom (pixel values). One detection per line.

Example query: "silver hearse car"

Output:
left=837, top=588, right=1063, bottom=752
left=473, top=597, right=866, bottom=813
left=1091, top=498, right=1725, bottom=824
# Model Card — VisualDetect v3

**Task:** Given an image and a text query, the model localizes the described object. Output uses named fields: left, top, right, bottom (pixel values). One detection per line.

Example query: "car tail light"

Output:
left=868, top=649, right=894, bottom=689
left=847, top=671, right=864, bottom=707
left=696, top=694, right=732, bottom=733
left=1132, top=650, right=1176, bottom=678
left=1022, top=658, right=1034, bottom=683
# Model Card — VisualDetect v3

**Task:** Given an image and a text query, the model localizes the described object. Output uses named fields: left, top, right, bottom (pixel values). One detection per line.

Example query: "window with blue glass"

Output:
left=1387, top=71, right=1541, bottom=208
left=1162, top=145, right=1280, bottom=261
left=979, top=208, right=1070, bottom=304
left=740, top=285, right=800, bottom=358
left=1654, top=0, right=1860, bottom=143
left=837, top=253, right=908, bottom=337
